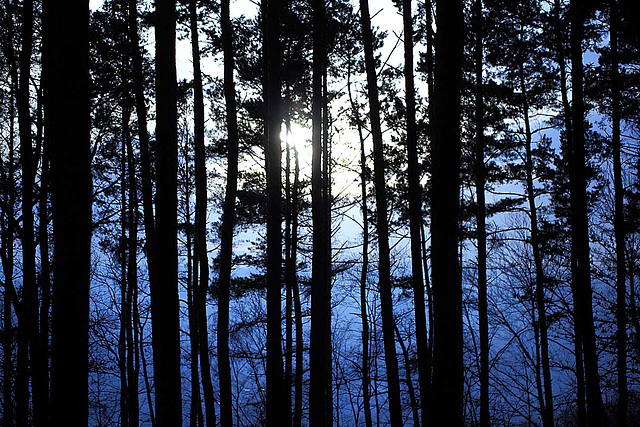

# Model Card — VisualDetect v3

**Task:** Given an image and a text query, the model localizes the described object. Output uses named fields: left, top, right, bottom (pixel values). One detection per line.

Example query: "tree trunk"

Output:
left=359, top=1, right=403, bottom=425
left=125, top=117, right=140, bottom=427
left=45, top=0, right=92, bottom=424
left=152, top=0, right=183, bottom=424
left=292, top=147, right=304, bottom=427
left=474, top=2, right=490, bottom=426
left=311, top=0, right=331, bottom=424
left=610, top=0, right=628, bottom=424
left=263, top=0, right=284, bottom=423
left=127, top=0, right=158, bottom=290
left=187, top=2, right=217, bottom=425
left=347, top=63, right=373, bottom=427
left=5, top=3, right=28, bottom=423
left=569, top=2, right=604, bottom=425
left=518, top=60, right=554, bottom=427
left=218, top=0, right=240, bottom=422
left=285, top=128, right=294, bottom=424
left=403, top=1, right=429, bottom=425
left=430, top=0, right=464, bottom=425
left=1, top=68, right=16, bottom=427
left=120, top=107, right=131, bottom=427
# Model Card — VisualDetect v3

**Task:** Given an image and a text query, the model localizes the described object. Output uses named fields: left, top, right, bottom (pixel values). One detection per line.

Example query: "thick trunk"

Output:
left=569, top=2, right=604, bottom=425
left=152, top=0, right=183, bottom=424
left=45, top=0, right=92, bottom=424
left=263, top=0, right=284, bottom=423
left=310, top=0, right=331, bottom=424
left=359, top=1, right=403, bottom=425
left=218, top=0, right=240, bottom=422
left=430, top=0, right=464, bottom=425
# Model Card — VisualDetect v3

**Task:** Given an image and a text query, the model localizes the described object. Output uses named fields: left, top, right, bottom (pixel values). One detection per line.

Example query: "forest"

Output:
left=1, top=0, right=639, bottom=425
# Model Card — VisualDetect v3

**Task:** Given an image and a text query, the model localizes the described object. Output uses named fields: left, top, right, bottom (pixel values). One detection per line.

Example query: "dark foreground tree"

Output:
left=430, top=0, right=464, bottom=425
left=359, top=0, right=402, bottom=425
left=310, top=0, right=331, bottom=425
left=44, top=0, right=92, bottom=424
left=569, top=1, right=604, bottom=425
left=218, top=0, right=240, bottom=422
left=151, top=0, right=183, bottom=425
left=263, top=0, right=285, bottom=424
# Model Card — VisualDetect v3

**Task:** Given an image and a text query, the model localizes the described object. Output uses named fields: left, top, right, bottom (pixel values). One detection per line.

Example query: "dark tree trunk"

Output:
left=310, top=0, right=331, bottom=424
left=120, top=108, right=131, bottom=427
left=1, top=70, right=16, bottom=427
left=403, top=0, right=429, bottom=425
left=610, top=1, right=628, bottom=425
left=292, top=147, right=304, bottom=427
left=359, top=1, right=403, bottom=425
left=19, top=1, right=46, bottom=423
left=430, top=0, right=464, bottom=425
left=152, top=0, right=183, bottom=424
left=218, top=0, right=240, bottom=422
left=347, top=65, right=373, bottom=427
left=517, top=59, right=554, bottom=427
left=263, top=0, right=284, bottom=423
left=125, top=118, right=140, bottom=427
left=285, top=127, right=294, bottom=424
left=187, top=2, right=216, bottom=426
left=45, top=0, right=92, bottom=424
left=38, top=88, right=51, bottom=427
left=474, top=2, right=490, bottom=427
left=127, top=0, right=158, bottom=290
left=569, top=1, right=604, bottom=425
left=5, top=3, right=28, bottom=424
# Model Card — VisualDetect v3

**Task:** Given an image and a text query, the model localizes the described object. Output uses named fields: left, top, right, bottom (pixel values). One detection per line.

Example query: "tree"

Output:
left=218, top=0, right=241, bottom=422
left=401, top=0, right=430, bottom=424
left=430, top=0, right=464, bottom=425
left=358, top=0, right=403, bottom=425
left=44, top=0, right=92, bottom=424
left=310, top=0, right=332, bottom=424
left=151, top=0, right=183, bottom=424
left=569, top=1, right=604, bottom=424
left=263, top=0, right=285, bottom=424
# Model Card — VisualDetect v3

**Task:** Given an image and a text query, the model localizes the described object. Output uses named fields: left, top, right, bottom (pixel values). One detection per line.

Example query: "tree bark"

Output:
left=610, top=0, right=628, bottom=425
left=218, top=0, right=240, bottom=422
left=474, top=1, right=490, bottom=426
left=430, top=0, right=464, bottom=425
left=263, top=0, right=285, bottom=423
left=125, top=115, right=140, bottom=427
left=569, top=1, right=604, bottom=425
left=292, top=147, right=304, bottom=427
left=517, top=57, right=554, bottom=427
left=45, top=0, right=92, bottom=424
left=359, top=1, right=403, bottom=425
left=151, top=0, right=183, bottom=424
left=311, top=0, right=331, bottom=424
left=347, top=64, right=373, bottom=427
left=403, top=1, right=429, bottom=425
